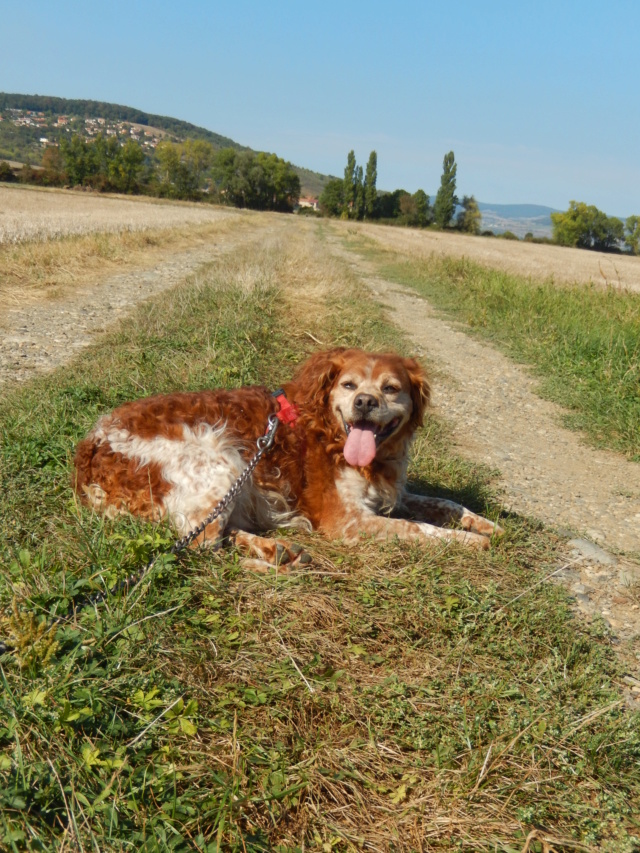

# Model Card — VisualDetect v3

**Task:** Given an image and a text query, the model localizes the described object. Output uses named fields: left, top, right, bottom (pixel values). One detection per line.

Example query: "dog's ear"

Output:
left=291, top=348, right=346, bottom=407
left=403, top=357, right=431, bottom=428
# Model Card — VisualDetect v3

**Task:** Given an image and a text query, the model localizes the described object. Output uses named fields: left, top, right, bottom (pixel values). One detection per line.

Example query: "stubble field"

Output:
left=356, top=220, right=640, bottom=292
left=0, top=185, right=249, bottom=306
left=0, top=185, right=241, bottom=245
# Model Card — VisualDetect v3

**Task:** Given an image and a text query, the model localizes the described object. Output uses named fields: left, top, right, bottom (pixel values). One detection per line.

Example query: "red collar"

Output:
left=272, top=388, right=299, bottom=428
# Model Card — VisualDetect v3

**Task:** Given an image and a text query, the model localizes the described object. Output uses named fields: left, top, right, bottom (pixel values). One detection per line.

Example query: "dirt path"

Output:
left=0, top=222, right=271, bottom=386
left=329, top=234, right=640, bottom=690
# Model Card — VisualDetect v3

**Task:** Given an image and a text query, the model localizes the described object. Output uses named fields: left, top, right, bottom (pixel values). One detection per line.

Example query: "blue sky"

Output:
left=2, top=0, right=638, bottom=215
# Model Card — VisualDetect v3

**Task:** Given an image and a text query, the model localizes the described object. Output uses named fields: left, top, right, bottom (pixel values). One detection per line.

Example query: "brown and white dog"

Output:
left=74, top=348, right=502, bottom=569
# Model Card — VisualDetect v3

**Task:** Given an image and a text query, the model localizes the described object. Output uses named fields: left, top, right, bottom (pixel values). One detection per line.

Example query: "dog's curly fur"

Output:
left=74, top=348, right=501, bottom=568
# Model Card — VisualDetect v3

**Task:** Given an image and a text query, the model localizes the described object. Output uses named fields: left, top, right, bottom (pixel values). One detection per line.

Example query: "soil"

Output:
left=2, top=219, right=639, bottom=701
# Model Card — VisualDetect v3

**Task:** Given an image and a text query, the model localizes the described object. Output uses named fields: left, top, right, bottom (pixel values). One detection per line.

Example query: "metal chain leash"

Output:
left=0, top=413, right=280, bottom=656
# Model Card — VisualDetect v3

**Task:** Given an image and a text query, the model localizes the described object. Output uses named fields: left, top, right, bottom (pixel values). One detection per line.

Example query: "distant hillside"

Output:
left=477, top=202, right=559, bottom=238
left=0, top=92, right=335, bottom=197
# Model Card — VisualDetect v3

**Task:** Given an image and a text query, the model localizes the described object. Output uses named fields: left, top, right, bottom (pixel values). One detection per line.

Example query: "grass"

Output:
left=1, top=222, right=640, bottom=851
left=347, top=233, right=640, bottom=462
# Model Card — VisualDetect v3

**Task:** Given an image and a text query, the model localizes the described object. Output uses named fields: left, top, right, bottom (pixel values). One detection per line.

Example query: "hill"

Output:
left=0, top=92, right=335, bottom=197
left=477, top=201, right=559, bottom=238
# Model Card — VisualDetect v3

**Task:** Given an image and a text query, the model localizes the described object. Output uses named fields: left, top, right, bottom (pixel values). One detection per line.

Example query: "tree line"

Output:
left=551, top=202, right=639, bottom=255
left=319, top=149, right=481, bottom=234
left=2, top=132, right=637, bottom=254
left=318, top=149, right=639, bottom=254
left=0, top=134, right=301, bottom=212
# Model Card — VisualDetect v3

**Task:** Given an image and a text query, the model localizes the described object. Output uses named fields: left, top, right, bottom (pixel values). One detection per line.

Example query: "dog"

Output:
left=74, top=348, right=502, bottom=569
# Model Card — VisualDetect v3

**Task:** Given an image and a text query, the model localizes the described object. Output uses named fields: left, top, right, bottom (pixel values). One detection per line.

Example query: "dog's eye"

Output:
left=341, top=381, right=357, bottom=390
left=383, top=385, right=400, bottom=394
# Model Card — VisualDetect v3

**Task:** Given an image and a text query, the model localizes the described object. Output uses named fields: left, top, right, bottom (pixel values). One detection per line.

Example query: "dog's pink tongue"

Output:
left=344, top=426, right=377, bottom=467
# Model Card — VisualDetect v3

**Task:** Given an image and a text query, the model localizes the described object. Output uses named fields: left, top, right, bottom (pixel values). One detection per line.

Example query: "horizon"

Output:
left=1, top=1, right=638, bottom=218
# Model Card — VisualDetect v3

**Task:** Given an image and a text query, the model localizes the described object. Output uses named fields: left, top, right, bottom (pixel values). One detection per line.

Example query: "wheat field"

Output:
left=0, top=184, right=241, bottom=245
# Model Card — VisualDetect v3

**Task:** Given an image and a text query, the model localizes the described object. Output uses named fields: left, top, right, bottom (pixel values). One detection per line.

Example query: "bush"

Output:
left=0, top=160, right=17, bottom=182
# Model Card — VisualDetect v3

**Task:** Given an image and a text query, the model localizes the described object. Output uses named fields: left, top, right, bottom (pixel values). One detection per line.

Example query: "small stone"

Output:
left=568, top=538, right=618, bottom=566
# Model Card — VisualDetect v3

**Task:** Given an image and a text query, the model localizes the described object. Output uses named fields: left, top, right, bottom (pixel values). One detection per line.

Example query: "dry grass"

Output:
left=0, top=185, right=241, bottom=245
left=0, top=186, right=264, bottom=307
left=348, top=221, right=640, bottom=292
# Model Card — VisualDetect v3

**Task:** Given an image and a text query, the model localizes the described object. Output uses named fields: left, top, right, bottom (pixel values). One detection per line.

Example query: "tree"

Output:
left=412, top=189, right=431, bottom=226
left=376, top=189, right=399, bottom=219
left=398, top=191, right=416, bottom=221
left=457, top=195, right=481, bottom=234
left=111, top=139, right=145, bottom=193
left=343, top=150, right=357, bottom=216
left=211, top=148, right=300, bottom=211
left=625, top=215, right=640, bottom=255
left=433, top=151, right=458, bottom=228
left=91, top=133, right=121, bottom=189
left=364, top=151, right=378, bottom=219
left=0, top=161, right=16, bottom=182
left=319, top=178, right=345, bottom=216
left=60, top=134, right=93, bottom=186
left=211, top=148, right=244, bottom=206
left=182, top=139, right=214, bottom=188
left=155, top=140, right=205, bottom=199
left=41, top=146, right=65, bottom=185
left=254, top=152, right=301, bottom=211
left=551, top=201, right=624, bottom=252
left=354, top=164, right=365, bottom=220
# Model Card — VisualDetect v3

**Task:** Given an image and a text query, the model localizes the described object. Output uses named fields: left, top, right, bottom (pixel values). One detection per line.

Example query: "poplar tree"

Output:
left=354, top=165, right=365, bottom=219
left=343, top=150, right=357, bottom=216
left=364, top=150, right=378, bottom=218
left=433, top=150, right=458, bottom=228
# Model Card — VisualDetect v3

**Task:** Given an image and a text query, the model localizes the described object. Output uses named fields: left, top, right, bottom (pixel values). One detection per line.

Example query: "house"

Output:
left=298, top=197, right=319, bottom=210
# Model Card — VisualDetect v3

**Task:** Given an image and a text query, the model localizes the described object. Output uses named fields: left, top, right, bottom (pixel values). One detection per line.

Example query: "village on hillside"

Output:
left=0, top=107, right=167, bottom=150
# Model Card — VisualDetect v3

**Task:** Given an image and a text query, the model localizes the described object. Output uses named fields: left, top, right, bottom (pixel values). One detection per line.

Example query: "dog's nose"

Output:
left=354, top=393, right=379, bottom=414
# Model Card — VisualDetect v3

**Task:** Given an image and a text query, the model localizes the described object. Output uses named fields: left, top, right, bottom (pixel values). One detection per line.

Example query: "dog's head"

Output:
left=291, top=348, right=430, bottom=466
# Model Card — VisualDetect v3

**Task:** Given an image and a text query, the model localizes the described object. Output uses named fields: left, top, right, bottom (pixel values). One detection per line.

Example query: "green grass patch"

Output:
left=1, top=232, right=639, bottom=851
left=350, top=236, right=640, bottom=461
